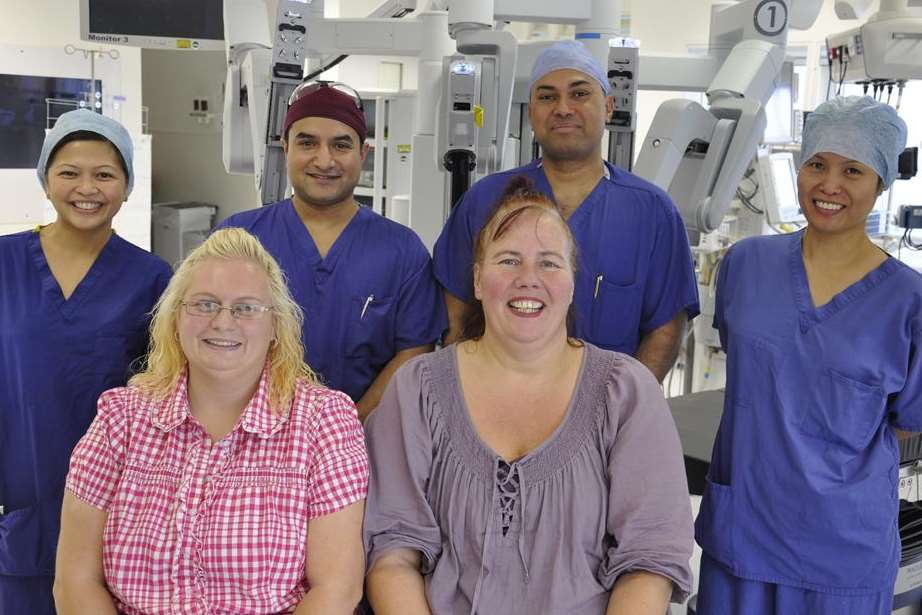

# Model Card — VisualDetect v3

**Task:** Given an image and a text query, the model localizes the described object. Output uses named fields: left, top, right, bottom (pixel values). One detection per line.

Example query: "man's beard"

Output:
left=292, top=179, right=355, bottom=209
left=539, top=135, right=600, bottom=164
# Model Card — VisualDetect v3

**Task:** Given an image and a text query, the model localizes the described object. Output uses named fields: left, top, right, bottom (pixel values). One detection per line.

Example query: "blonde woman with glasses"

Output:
left=54, top=228, right=368, bottom=615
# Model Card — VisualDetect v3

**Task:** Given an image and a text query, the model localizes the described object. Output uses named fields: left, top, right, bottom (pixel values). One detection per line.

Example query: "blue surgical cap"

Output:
left=529, top=39, right=611, bottom=97
left=36, top=109, right=135, bottom=196
left=801, top=96, right=907, bottom=188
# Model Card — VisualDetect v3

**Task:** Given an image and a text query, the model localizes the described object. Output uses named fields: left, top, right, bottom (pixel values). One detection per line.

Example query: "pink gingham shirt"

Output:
left=65, top=369, right=368, bottom=615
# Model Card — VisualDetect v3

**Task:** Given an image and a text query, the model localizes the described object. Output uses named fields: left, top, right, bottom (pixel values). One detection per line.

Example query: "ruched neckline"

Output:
left=429, top=344, right=611, bottom=485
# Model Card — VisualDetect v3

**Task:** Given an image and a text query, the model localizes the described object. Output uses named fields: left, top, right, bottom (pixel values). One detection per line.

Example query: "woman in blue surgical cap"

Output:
left=694, top=96, right=922, bottom=614
left=0, top=109, right=171, bottom=614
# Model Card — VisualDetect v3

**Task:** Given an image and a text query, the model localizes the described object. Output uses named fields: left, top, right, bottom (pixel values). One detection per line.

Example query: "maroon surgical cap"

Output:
left=283, top=86, right=367, bottom=142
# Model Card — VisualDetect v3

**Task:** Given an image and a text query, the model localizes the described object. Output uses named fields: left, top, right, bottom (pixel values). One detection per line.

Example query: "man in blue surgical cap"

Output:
left=695, top=96, right=921, bottom=615
left=433, top=39, right=699, bottom=381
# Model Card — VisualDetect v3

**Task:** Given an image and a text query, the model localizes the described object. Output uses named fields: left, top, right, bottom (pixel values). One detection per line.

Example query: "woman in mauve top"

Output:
left=55, top=228, right=368, bottom=614
left=364, top=177, right=693, bottom=615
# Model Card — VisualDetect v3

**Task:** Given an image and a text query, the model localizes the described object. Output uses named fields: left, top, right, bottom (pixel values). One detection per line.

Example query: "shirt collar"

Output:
left=152, top=365, right=289, bottom=438
left=536, top=158, right=612, bottom=180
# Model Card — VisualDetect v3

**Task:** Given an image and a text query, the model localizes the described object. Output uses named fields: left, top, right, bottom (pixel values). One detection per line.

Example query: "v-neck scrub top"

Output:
left=695, top=230, right=922, bottom=596
left=0, top=229, right=171, bottom=579
left=364, top=344, right=694, bottom=614
left=432, top=159, right=700, bottom=354
left=216, top=201, right=446, bottom=402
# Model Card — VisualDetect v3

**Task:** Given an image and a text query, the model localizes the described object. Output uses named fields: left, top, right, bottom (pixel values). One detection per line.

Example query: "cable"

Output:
left=837, top=48, right=848, bottom=95
left=737, top=175, right=758, bottom=201
left=896, top=80, right=906, bottom=111
left=302, top=54, right=349, bottom=82
left=736, top=188, right=763, bottom=215
left=735, top=167, right=763, bottom=214
left=901, top=228, right=922, bottom=251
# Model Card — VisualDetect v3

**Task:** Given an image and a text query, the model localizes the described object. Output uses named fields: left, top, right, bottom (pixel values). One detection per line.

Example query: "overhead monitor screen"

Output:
left=81, top=0, right=224, bottom=50
left=771, top=156, right=799, bottom=214
left=765, top=152, right=805, bottom=224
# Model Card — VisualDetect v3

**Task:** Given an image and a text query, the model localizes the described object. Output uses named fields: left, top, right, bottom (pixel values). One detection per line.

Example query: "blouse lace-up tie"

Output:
left=469, top=458, right=530, bottom=615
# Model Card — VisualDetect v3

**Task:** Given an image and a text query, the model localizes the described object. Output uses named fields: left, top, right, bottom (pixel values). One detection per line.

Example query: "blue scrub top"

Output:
left=432, top=159, right=700, bottom=354
left=216, top=201, right=446, bottom=402
left=0, top=229, right=171, bottom=578
left=696, top=230, right=922, bottom=595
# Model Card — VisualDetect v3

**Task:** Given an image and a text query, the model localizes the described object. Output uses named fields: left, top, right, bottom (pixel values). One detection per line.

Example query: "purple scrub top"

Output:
left=432, top=159, right=700, bottom=354
left=696, top=230, right=922, bottom=596
left=0, top=230, right=170, bottom=609
left=216, top=201, right=446, bottom=402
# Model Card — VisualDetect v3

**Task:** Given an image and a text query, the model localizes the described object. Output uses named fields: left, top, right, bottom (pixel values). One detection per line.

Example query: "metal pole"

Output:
left=90, top=51, right=97, bottom=110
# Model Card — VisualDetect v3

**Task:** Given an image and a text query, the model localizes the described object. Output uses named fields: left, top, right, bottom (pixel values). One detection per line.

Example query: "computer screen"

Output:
left=79, top=0, right=224, bottom=51
left=757, top=151, right=805, bottom=225
left=0, top=74, right=102, bottom=169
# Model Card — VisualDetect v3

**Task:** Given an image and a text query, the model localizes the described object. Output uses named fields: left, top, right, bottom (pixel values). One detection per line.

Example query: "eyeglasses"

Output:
left=181, top=300, right=274, bottom=320
left=288, top=80, right=364, bottom=112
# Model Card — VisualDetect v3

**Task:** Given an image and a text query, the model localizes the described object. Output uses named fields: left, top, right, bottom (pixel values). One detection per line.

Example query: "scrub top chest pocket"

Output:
left=345, top=293, right=396, bottom=359
left=589, top=274, right=643, bottom=351
left=798, top=368, right=886, bottom=454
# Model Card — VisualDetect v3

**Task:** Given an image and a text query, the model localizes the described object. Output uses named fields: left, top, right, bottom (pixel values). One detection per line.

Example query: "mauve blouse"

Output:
left=363, top=343, right=694, bottom=614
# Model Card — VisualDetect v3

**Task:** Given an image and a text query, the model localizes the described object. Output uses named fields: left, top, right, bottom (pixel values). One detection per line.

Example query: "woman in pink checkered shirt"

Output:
left=54, top=228, right=369, bottom=614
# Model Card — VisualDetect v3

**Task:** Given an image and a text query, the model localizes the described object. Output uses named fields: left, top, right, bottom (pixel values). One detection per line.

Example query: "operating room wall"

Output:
left=141, top=49, right=259, bottom=225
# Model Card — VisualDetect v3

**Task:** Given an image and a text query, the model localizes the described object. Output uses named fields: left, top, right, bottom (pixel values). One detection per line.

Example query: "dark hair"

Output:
left=458, top=175, right=580, bottom=343
left=46, top=130, right=129, bottom=178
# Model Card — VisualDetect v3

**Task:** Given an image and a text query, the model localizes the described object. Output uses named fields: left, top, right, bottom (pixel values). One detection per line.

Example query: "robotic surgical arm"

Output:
left=222, top=0, right=274, bottom=196
left=634, top=0, right=822, bottom=236
left=634, top=38, right=781, bottom=234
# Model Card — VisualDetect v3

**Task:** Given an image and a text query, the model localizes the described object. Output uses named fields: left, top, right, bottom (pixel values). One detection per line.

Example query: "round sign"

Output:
left=753, top=0, right=788, bottom=37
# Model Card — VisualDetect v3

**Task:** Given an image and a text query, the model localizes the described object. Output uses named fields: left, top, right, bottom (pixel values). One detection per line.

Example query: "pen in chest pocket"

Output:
left=361, top=294, right=375, bottom=319
left=594, top=274, right=603, bottom=299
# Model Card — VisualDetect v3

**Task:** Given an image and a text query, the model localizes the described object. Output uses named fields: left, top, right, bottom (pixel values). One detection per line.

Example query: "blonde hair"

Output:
left=130, top=227, right=317, bottom=409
